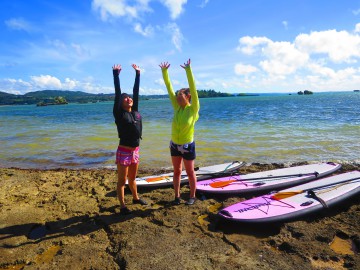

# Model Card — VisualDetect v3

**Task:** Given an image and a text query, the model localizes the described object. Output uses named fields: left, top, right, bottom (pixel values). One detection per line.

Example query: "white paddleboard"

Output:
left=196, top=162, right=341, bottom=194
left=218, top=171, right=360, bottom=223
left=134, top=161, right=244, bottom=187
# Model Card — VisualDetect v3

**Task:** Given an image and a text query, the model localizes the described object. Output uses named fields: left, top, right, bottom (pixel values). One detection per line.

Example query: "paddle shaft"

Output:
left=271, top=175, right=360, bottom=200
left=299, top=176, right=360, bottom=193
left=231, top=172, right=318, bottom=182
left=209, top=172, right=319, bottom=188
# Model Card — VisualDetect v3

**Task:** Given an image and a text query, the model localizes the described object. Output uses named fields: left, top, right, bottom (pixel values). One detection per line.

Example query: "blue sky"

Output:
left=1, top=0, right=360, bottom=95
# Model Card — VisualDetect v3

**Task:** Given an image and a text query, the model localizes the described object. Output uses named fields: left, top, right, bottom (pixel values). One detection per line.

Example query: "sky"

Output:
left=1, top=0, right=360, bottom=95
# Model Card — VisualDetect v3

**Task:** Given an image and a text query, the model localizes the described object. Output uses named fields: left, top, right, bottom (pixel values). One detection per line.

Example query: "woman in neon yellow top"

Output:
left=159, top=59, right=200, bottom=205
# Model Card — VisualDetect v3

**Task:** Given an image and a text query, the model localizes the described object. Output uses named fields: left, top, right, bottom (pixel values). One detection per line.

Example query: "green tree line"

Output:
left=0, top=89, right=235, bottom=105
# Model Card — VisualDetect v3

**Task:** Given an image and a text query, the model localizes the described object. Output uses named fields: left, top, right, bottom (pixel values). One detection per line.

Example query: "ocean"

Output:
left=0, top=91, right=359, bottom=170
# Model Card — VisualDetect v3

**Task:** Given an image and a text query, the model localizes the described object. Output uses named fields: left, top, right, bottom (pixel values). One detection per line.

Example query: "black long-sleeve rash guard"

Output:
left=112, top=69, right=142, bottom=147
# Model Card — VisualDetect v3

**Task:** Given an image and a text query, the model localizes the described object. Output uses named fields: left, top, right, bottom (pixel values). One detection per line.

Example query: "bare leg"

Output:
left=127, top=162, right=140, bottom=200
left=183, top=159, right=196, bottom=198
left=117, top=163, right=128, bottom=208
left=171, top=156, right=183, bottom=198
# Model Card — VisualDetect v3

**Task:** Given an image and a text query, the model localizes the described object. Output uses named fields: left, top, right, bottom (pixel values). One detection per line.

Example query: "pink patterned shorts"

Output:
left=115, top=146, right=140, bottom=166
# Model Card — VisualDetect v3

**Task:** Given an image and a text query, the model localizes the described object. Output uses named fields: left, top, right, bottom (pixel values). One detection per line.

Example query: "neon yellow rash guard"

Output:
left=161, top=66, right=200, bottom=145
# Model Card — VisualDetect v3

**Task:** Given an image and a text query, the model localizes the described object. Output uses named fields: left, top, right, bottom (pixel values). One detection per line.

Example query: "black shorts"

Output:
left=170, top=141, right=196, bottom=160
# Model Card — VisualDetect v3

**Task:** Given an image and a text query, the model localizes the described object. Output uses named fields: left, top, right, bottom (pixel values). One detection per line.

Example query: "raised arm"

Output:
left=131, top=64, right=141, bottom=111
left=159, top=62, right=178, bottom=109
left=112, top=64, right=122, bottom=117
left=181, top=59, right=199, bottom=113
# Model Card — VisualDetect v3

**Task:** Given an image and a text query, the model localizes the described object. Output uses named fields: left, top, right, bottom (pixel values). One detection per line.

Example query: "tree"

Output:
left=54, top=96, right=68, bottom=104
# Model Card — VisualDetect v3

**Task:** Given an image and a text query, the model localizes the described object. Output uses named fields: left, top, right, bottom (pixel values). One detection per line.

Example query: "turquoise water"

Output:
left=0, top=92, right=359, bottom=170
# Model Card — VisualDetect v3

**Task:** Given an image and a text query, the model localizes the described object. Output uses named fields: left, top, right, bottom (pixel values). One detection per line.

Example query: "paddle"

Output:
left=145, top=161, right=244, bottom=183
left=271, top=176, right=360, bottom=200
left=209, top=172, right=319, bottom=188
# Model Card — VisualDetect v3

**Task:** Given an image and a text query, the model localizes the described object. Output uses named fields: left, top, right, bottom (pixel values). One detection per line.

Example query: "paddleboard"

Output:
left=134, top=161, right=245, bottom=187
left=196, top=162, right=341, bottom=194
left=218, top=171, right=360, bottom=223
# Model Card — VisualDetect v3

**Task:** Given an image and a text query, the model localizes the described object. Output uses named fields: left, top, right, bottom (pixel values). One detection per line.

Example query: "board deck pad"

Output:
left=134, top=161, right=245, bottom=187
left=196, top=162, right=341, bottom=194
left=218, top=171, right=360, bottom=223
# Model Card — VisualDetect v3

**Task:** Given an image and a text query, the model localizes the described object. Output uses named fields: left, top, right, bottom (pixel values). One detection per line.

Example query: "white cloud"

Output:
left=5, top=18, right=33, bottom=32
left=355, top=23, right=360, bottom=33
left=50, top=39, right=67, bottom=50
left=70, top=43, right=89, bottom=58
left=1, top=78, right=32, bottom=94
left=92, top=0, right=187, bottom=21
left=45, top=39, right=90, bottom=61
left=237, top=36, right=271, bottom=55
left=172, top=79, right=180, bottom=86
left=307, top=63, right=336, bottom=78
left=197, top=77, right=250, bottom=91
left=301, top=65, right=360, bottom=91
left=352, top=8, right=360, bottom=15
left=134, top=23, right=154, bottom=37
left=282, top=20, right=288, bottom=29
left=164, top=23, right=184, bottom=51
left=238, top=37, right=309, bottom=76
left=234, top=63, right=258, bottom=75
left=307, top=63, right=358, bottom=81
left=155, top=75, right=180, bottom=87
left=91, top=0, right=187, bottom=52
left=92, top=0, right=141, bottom=20
left=80, top=81, right=113, bottom=94
left=160, top=0, right=187, bottom=19
left=260, top=41, right=309, bottom=75
left=30, top=75, right=62, bottom=89
left=295, top=30, right=360, bottom=63
left=140, top=86, right=166, bottom=95
left=0, top=75, right=112, bottom=94
left=236, top=27, right=360, bottom=82
left=155, top=78, right=165, bottom=85
left=199, top=0, right=209, bottom=8
left=63, top=78, right=79, bottom=89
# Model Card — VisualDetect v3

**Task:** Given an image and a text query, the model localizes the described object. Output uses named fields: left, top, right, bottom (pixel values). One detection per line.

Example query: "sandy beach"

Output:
left=0, top=162, right=359, bottom=270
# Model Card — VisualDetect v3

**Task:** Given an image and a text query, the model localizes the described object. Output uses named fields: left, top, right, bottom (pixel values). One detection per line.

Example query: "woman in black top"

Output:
left=113, top=63, right=147, bottom=215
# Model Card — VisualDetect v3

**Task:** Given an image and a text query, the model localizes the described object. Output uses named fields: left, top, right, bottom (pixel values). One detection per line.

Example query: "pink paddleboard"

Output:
left=197, top=162, right=341, bottom=194
left=218, top=171, right=360, bottom=223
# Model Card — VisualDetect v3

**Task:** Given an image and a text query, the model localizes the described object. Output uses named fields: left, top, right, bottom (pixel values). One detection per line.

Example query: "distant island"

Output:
left=36, top=96, right=68, bottom=106
left=0, top=89, right=325, bottom=106
left=0, top=90, right=112, bottom=106
left=297, top=90, right=313, bottom=95
left=237, top=93, right=260, bottom=96
left=0, top=89, right=240, bottom=106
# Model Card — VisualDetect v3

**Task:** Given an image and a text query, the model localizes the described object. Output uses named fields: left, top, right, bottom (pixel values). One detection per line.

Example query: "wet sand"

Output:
left=0, top=162, right=359, bottom=270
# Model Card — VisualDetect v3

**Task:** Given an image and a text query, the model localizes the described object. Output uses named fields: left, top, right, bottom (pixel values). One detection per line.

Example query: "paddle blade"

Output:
left=271, top=191, right=303, bottom=200
left=209, top=180, right=236, bottom=188
left=146, top=176, right=167, bottom=183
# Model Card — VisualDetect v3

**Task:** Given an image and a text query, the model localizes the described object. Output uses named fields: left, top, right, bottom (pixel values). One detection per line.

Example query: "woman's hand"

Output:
left=112, top=64, right=122, bottom=75
left=180, top=58, right=191, bottom=69
left=159, top=62, right=170, bottom=69
left=132, top=64, right=141, bottom=72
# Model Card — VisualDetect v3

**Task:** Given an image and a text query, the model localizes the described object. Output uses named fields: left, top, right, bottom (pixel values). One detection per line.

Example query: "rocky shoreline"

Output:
left=0, top=162, right=359, bottom=270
